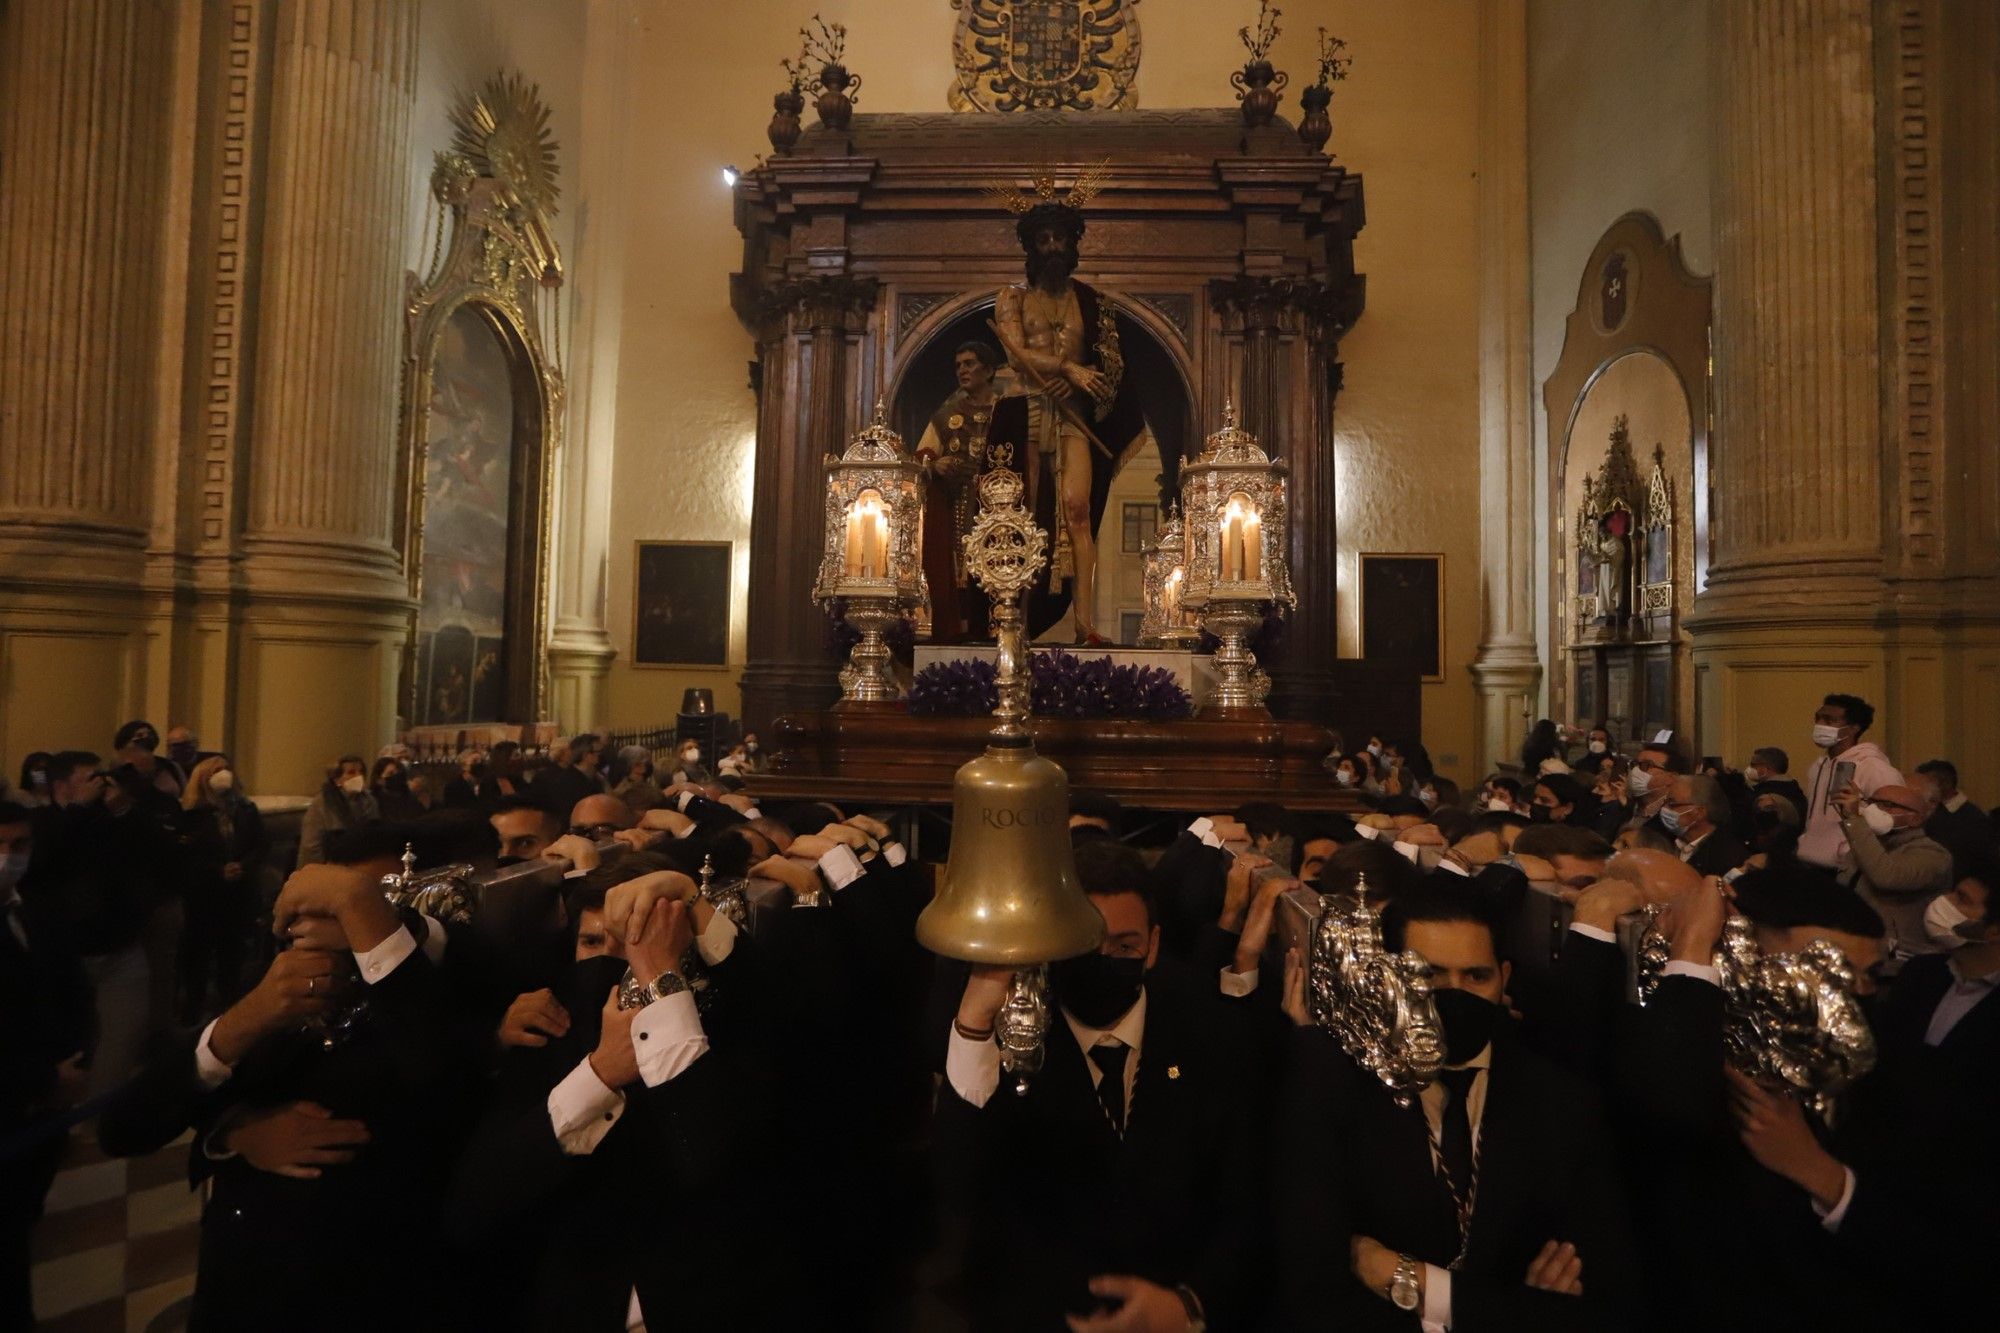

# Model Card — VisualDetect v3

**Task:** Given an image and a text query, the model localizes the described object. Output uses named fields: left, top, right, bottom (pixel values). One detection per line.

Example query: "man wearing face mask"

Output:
left=1590, top=741, right=1683, bottom=840
left=1798, top=694, right=1903, bottom=870
left=1275, top=881, right=1638, bottom=1331
left=1877, top=860, right=2000, bottom=1124
left=1660, top=774, right=1749, bottom=878
left=936, top=839, right=1260, bottom=1331
left=1832, top=782, right=1952, bottom=973
left=530, top=734, right=608, bottom=820
left=1913, top=758, right=1991, bottom=880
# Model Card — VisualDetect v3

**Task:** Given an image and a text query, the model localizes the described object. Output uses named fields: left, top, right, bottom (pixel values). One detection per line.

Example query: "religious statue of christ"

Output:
left=983, top=170, right=1153, bottom=645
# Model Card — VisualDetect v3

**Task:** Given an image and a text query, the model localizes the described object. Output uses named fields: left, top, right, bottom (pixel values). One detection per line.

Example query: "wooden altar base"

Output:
left=751, top=707, right=1366, bottom=813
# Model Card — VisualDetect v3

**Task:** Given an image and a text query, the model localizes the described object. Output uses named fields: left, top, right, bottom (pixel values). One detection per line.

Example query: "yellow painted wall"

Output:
left=606, top=1, right=1495, bottom=784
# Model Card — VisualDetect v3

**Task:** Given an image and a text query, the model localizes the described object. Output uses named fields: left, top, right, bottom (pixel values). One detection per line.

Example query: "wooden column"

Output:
left=739, top=276, right=879, bottom=732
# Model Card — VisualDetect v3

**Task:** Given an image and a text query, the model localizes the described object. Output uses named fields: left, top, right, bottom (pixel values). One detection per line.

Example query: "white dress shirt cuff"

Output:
left=1354, top=823, right=1382, bottom=841
left=945, top=1025, right=1002, bottom=1108
left=1218, top=965, right=1258, bottom=998
left=1812, top=1166, right=1857, bottom=1232
left=1421, top=1262, right=1450, bottom=1332
left=1436, top=857, right=1471, bottom=878
left=695, top=910, right=738, bottom=966
left=677, top=790, right=697, bottom=812
left=354, top=925, right=419, bottom=984
left=1187, top=817, right=1221, bottom=849
left=1391, top=840, right=1422, bottom=865
left=817, top=843, right=865, bottom=890
left=193, top=1018, right=233, bottom=1090
left=1569, top=922, right=1616, bottom=945
left=1662, top=959, right=1722, bottom=987
left=548, top=1057, right=626, bottom=1155
left=883, top=841, right=908, bottom=868
left=632, top=989, right=709, bottom=1088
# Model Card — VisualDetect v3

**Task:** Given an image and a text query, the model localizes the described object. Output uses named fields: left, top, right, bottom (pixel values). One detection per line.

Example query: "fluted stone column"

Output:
left=229, top=0, right=420, bottom=792
left=0, top=0, right=180, bottom=761
left=545, top=0, right=634, bottom=731
left=1698, top=0, right=1884, bottom=623
left=1469, top=0, right=1540, bottom=777
left=1692, top=0, right=2000, bottom=797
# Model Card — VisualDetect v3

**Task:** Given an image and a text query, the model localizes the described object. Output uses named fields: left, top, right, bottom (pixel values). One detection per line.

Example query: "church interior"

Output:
left=4, top=2, right=1998, bottom=1329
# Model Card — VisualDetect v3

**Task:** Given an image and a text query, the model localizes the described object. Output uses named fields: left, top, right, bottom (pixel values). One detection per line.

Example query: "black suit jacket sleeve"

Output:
left=1152, top=831, right=1230, bottom=960
left=1623, top=972, right=1729, bottom=1139
left=96, top=1027, right=213, bottom=1160
left=1525, top=931, right=1625, bottom=1080
left=1273, top=1027, right=1383, bottom=1328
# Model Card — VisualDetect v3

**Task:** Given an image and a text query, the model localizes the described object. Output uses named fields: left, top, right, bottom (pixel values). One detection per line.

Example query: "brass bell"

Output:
left=916, top=735, right=1105, bottom=965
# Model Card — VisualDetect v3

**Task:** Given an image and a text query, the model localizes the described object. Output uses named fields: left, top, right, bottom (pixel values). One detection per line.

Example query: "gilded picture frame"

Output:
left=1358, top=552, right=1445, bottom=683
left=632, top=541, right=733, bottom=668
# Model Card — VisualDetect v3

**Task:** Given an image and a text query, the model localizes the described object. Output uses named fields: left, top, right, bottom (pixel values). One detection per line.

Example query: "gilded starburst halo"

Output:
left=983, top=158, right=1113, bottom=216
left=449, top=71, right=561, bottom=216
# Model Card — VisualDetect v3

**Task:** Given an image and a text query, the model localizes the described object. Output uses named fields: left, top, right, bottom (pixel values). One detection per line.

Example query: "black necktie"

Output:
left=1437, top=1067, right=1478, bottom=1195
left=1089, top=1041, right=1130, bottom=1134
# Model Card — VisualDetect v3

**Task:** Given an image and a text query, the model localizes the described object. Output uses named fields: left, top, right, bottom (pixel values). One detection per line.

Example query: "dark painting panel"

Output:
left=416, top=304, right=516, bottom=724
left=635, top=542, right=732, bottom=666
left=1574, top=659, right=1598, bottom=728
left=1360, top=554, right=1443, bottom=681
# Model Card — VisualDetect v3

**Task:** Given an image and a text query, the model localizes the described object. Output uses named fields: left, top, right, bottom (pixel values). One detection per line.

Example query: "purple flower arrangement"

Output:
left=908, top=650, right=1194, bottom=721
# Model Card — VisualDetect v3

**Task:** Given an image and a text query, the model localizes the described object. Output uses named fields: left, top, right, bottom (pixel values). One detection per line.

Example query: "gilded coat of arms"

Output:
left=950, top=0, right=1142, bottom=113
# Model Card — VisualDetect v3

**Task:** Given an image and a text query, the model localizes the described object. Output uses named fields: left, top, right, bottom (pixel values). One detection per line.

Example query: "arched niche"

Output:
left=887, top=289, right=1195, bottom=644
left=1544, top=214, right=1711, bottom=742
left=397, top=147, right=565, bottom=730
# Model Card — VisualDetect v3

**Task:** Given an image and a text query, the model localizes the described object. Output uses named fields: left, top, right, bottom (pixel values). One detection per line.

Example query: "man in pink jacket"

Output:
left=1798, top=693, right=1904, bottom=869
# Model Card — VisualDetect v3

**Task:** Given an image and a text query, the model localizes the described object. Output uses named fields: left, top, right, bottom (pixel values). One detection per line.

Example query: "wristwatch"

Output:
left=1388, top=1256, right=1421, bottom=1312
left=626, top=968, right=688, bottom=1008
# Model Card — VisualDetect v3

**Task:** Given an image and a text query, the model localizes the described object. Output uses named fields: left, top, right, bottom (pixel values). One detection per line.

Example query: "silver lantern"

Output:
left=812, top=403, right=928, bottom=703
left=1179, top=400, right=1295, bottom=712
left=1137, top=502, right=1201, bottom=650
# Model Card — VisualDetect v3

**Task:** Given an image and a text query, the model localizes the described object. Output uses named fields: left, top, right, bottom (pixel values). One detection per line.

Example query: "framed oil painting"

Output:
left=1359, top=553, right=1444, bottom=683
left=633, top=541, right=732, bottom=667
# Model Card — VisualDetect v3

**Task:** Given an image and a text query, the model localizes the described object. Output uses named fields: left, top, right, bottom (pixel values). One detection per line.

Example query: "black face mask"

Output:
left=1049, top=952, right=1146, bottom=1029
left=1529, top=805, right=1553, bottom=824
left=1432, top=987, right=1502, bottom=1065
left=565, top=954, right=630, bottom=1042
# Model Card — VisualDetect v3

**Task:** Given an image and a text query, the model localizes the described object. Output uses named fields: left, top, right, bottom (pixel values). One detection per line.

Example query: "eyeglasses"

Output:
left=569, top=822, right=622, bottom=840
left=1861, top=797, right=1917, bottom=816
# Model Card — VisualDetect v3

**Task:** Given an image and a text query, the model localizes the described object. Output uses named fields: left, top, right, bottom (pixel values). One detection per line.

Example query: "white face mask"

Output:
left=1859, top=802, right=1897, bottom=837
left=0, top=851, right=27, bottom=893
left=1366, top=742, right=1382, bottom=757
left=208, top=770, right=235, bottom=793
left=1627, top=767, right=1652, bottom=797
left=1811, top=723, right=1844, bottom=749
left=1417, top=786, right=1438, bottom=808
left=745, top=742, right=759, bottom=753
left=682, top=749, right=701, bottom=765
left=1334, top=769, right=1356, bottom=788
left=339, top=774, right=365, bottom=795
left=1485, top=796, right=1514, bottom=814
left=1923, top=894, right=1971, bottom=950
left=1588, top=741, right=1606, bottom=755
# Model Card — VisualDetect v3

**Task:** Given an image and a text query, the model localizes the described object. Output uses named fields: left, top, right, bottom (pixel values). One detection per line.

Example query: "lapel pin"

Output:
left=1167, top=1065, right=1181, bottom=1080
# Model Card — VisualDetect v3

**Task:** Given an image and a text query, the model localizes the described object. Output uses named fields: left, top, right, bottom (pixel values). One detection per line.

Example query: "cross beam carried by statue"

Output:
left=982, top=165, right=1153, bottom=646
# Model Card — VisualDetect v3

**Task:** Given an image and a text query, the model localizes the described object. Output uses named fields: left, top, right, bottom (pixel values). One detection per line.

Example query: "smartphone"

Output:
left=1832, top=759, right=1856, bottom=796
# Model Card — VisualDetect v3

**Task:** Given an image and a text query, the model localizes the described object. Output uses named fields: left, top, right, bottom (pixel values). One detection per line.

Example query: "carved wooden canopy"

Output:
left=729, top=109, right=1365, bottom=731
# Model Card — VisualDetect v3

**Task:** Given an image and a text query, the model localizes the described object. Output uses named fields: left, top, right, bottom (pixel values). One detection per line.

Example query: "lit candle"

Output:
left=1222, top=498, right=1247, bottom=582
left=844, top=499, right=864, bottom=576
left=857, top=495, right=882, bottom=578
left=873, top=505, right=891, bottom=579
left=1242, top=508, right=1262, bottom=583
left=1165, top=567, right=1182, bottom=620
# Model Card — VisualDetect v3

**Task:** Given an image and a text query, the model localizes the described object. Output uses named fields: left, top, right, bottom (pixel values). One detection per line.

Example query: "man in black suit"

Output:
left=1274, top=880, right=1639, bottom=1331
left=106, top=826, right=483, bottom=1330
left=1628, top=865, right=1986, bottom=1329
left=1916, top=758, right=1994, bottom=878
left=935, top=839, right=1260, bottom=1331
left=446, top=861, right=767, bottom=1331
left=0, top=801, right=92, bottom=1329
left=1875, top=857, right=2000, bottom=1121
left=1661, top=773, right=1750, bottom=877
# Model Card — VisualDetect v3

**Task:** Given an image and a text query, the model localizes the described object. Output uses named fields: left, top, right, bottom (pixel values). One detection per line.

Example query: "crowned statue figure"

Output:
left=984, top=166, right=1155, bottom=645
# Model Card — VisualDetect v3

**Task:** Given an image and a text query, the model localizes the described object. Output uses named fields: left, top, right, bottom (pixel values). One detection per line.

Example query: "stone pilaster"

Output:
left=1469, top=0, right=1540, bottom=776
left=226, top=0, right=420, bottom=792
left=0, top=0, right=181, bottom=761
left=545, top=0, right=634, bottom=730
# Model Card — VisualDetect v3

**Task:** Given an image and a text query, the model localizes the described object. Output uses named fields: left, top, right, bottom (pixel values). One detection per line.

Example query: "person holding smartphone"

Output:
left=1798, top=695, right=1903, bottom=870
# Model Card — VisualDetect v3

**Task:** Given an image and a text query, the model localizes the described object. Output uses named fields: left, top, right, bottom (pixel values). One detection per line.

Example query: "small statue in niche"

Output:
left=914, top=340, right=1006, bottom=643
left=1594, top=506, right=1633, bottom=628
